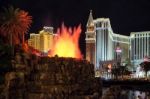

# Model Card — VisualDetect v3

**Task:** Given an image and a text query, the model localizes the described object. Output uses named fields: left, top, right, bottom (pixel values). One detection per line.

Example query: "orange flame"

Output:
left=51, top=24, right=82, bottom=58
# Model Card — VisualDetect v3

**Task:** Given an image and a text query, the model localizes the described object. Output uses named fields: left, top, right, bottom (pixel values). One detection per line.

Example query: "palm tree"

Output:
left=111, top=67, right=120, bottom=79
left=140, top=61, right=150, bottom=78
left=0, top=6, right=32, bottom=47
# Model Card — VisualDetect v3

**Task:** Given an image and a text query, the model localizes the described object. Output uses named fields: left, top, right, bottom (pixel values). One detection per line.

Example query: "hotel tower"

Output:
left=85, top=11, right=150, bottom=70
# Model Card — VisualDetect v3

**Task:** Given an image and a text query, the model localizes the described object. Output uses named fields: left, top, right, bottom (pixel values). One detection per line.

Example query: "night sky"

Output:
left=1, top=0, right=150, bottom=56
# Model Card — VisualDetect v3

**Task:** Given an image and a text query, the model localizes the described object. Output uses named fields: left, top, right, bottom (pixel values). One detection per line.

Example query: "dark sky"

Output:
left=1, top=0, right=150, bottom=55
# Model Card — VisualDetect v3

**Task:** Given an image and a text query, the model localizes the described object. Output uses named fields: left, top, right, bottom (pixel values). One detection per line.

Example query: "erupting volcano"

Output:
left=51, top=24, right=82, bottom=59
left=25, top=24, right=83, bottom=59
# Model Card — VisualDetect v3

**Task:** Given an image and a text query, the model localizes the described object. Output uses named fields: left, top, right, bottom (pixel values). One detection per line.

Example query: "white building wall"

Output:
left=86, top=15, right=150, bottom=70
left=94, top=18, right=115, bottom=68
left=92, top=18, right=131, bottom=69
left=130, top=32, right=150, bottom=67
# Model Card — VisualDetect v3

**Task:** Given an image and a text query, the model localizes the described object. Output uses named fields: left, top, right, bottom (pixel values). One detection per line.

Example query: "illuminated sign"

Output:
left=116, top=47, right=122, bottom=53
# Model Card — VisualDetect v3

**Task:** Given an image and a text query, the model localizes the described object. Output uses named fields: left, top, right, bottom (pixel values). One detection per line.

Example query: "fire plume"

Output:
left=51, top=24, right=82, bottom=59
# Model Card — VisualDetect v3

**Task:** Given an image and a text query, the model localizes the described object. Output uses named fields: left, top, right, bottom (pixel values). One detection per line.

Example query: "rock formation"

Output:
left=1, top=52, right=102, bottom=99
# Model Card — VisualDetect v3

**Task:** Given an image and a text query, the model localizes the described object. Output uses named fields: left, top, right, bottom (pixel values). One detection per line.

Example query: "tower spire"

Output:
left=87, top=10, right=94, bottom=27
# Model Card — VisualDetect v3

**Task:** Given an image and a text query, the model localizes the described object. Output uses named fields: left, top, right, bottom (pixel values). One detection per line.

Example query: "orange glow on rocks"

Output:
left=51, top=24, right=82, bottom=59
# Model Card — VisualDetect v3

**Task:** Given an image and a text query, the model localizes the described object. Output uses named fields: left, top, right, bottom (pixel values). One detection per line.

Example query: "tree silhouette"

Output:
left=140, top=61, right=150, bottom=78
left=0, top=6, right=32, bottom=46
left=119, top=65, right=130, bottom=79
left=111, top=67, right=120, bottom=79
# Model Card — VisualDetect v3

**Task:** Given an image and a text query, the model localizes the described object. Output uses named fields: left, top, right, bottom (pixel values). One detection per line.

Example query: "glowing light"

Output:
left=144, top=56, right=150, bottom=62
left=116, top=47, right=122, bottom=53
left=22, top=42, right=29, bottom=52
left=107, top=64, right=112, bottom=72
left=108, top=64, right=112, bottom=69
left=26, top=24, right=82, bottom=59
left=51, top=24, right=82, bottom=59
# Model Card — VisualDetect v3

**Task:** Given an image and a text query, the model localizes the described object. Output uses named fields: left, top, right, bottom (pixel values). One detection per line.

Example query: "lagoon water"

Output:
left=102, top=87, right=150, bottom=99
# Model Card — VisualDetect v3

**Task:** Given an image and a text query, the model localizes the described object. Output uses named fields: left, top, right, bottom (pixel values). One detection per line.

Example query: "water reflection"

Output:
left=102, top=86, right=150, bottom=99
left=121, top=90, right=148, bottom=99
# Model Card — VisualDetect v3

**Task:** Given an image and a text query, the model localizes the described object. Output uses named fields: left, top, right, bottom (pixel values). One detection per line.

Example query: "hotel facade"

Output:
left=28, top=26, right=54, bottom=55
left=86, top=11, right=150, bottom=70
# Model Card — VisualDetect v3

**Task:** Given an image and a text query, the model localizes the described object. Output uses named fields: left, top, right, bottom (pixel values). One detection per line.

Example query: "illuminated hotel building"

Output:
left=28, top=26, right=54, bottom=54
left=130, top=32, right=150, bottom=67
left=86, top=11, right=150, bottom=69
left=85, top=11, right=96, bottom=66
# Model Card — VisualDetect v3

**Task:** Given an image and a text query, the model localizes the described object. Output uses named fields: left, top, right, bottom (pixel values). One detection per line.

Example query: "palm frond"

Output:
left=0, top=6, right=32, bottom=45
